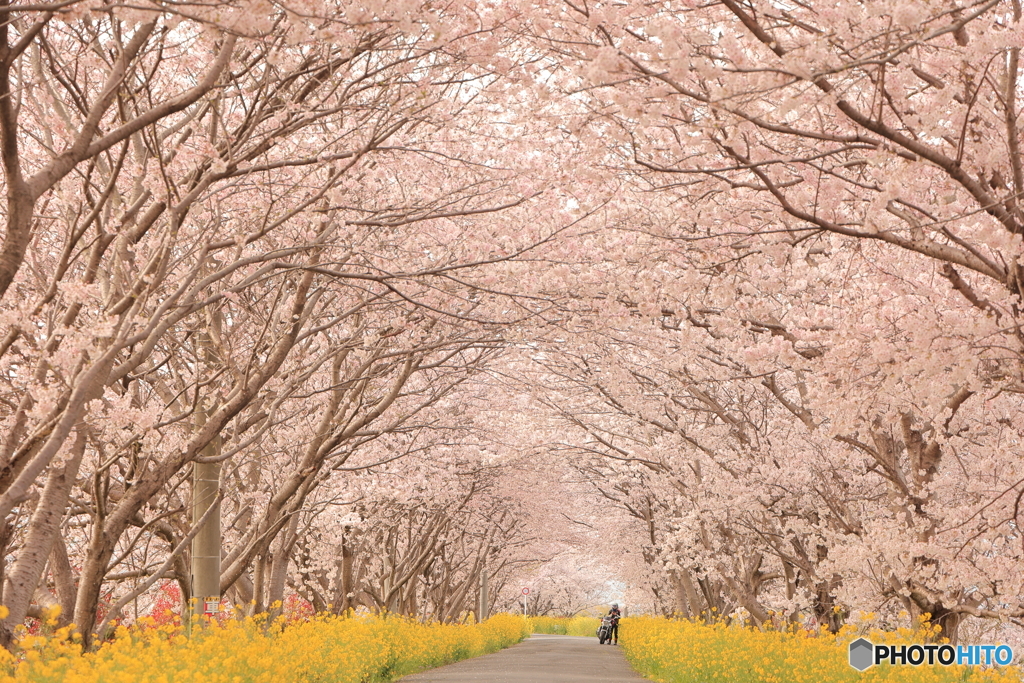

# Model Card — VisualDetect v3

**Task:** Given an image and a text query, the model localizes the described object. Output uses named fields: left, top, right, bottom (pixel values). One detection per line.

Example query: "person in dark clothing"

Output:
left=607, top=604, right=622, bottom=644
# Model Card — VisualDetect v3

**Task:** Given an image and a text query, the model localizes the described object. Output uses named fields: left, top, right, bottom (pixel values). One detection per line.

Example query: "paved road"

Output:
left=399, top=634, right=648, bottom=682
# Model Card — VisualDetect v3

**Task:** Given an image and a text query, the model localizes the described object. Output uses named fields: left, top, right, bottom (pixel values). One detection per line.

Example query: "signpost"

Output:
left=521, top=587, right=530, bottom=617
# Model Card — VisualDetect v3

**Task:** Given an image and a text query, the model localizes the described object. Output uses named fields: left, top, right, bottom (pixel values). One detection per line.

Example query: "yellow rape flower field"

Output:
left=619, top=616, right=1024, bottom=683
left=0, top=610, right=529, bottom=683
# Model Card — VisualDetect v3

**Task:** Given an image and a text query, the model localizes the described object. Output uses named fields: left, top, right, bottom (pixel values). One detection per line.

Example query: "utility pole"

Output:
left=478, top=560, right=488, bottom=621
left=192, top=305, right=223, bottom=619
left=191, top=435, right=222, bottom=617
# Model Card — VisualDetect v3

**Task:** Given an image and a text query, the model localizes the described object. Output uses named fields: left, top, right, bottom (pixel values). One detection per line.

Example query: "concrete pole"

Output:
left=191, top=435, right=222, bottom=616
left=478, top=562, right=488, bottom=621
left=192, top=307, right=223, bottom=618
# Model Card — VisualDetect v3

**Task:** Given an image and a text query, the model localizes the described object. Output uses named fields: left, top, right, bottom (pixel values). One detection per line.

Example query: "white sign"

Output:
left=521, top=587, right=530, bottom=596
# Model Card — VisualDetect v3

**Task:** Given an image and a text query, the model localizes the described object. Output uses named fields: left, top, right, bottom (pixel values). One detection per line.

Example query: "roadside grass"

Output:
left=0, top=610, right=529, bottom=683
left=620, top=615, right=1023, bottom=683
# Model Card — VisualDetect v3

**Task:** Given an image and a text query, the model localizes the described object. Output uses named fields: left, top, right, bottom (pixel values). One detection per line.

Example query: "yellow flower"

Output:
left=0, top=611, right=530, bottom=683
left=622, top=616, right=1024, bottom=683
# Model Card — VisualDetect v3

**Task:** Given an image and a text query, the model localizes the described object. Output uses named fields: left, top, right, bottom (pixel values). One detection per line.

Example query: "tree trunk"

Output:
left=73, top=531, right=118, bottom=648
left=672, top=569, right=703, bottom=618
left=932, top=607, right=964, bottom=644
left=49, top=536, right=76, bottom=628
left=333, top=532, right=355, bottom=613
left=266, top=515, right=299, bottom=620
left=251, top=553, right=267, bottom=616
left=227, top=574, right=254, bottom=611
left=1, top=429, right=84, bottom=641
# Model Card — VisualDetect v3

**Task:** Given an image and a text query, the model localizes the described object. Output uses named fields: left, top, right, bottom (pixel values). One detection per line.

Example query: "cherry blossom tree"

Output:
left=8, top=0, right=1024, bottom=651
left=0, top=0, right=581, bottom=645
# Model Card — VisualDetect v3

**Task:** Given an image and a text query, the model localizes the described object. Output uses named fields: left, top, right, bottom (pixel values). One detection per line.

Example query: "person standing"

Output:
left=607, top=603, right=622, bottom=645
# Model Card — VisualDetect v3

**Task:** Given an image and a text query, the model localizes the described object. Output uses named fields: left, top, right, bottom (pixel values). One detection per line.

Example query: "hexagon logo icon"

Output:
left=849, top=637, right=874, bottom=671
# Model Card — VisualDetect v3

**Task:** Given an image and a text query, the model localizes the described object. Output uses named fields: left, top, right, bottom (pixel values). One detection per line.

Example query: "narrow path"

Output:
left=398, top=634, right=648, bottom=682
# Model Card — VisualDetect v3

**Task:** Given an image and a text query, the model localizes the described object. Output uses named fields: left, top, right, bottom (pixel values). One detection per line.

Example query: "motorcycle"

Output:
left=597, top=615, right=618, bottom=644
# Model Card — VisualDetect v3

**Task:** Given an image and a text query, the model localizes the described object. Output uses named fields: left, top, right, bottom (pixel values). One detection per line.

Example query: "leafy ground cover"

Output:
left=0, top=610, right=529, bottom=683
left=620, top=616, right=1023, bottom=683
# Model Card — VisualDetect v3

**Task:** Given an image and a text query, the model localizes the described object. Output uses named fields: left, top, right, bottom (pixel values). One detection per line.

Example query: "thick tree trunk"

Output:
left=697, top=576, right=728, bottom=619
left=909, top=590, right=964, bottom=644
left=0, top=520, right=13, bottom=647
left=333, top=533, right=355, bottom=613
left=0, top=13, right=34, bottom=303
left=266, top=515, right=299, bottom=619
left=1, top=430, right=84, bottom=639
left=673, top=568, right=703, bottom=618
left=932, top=608, right=964, bottom=644
left=812, top=579, right=844, bottom=633
left=153, top=521, right=192, bottom=618
left=670, top=574, right=690, bottom=617
left=49, top=536, right=76, bottom=627
left=251, top=553, right=267, bottom=615
left=227, top=574, right=254, bottom=610
left=73, top=532, right=118, bottom=648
